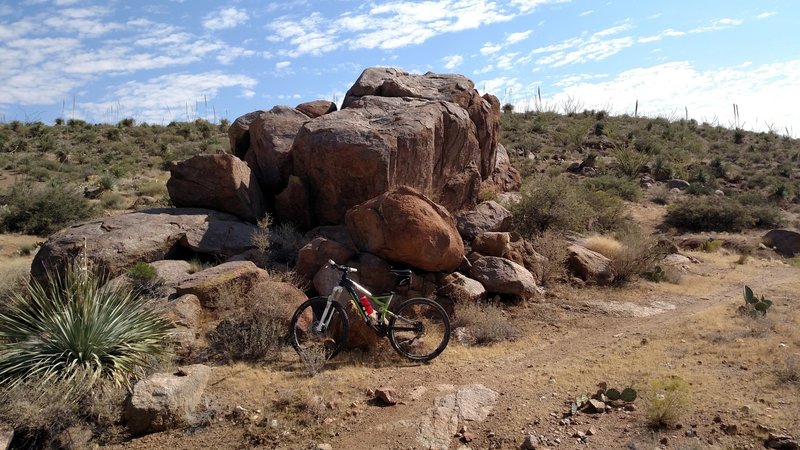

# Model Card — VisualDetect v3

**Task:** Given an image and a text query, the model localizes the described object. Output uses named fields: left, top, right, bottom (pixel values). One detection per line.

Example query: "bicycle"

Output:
left=289, top=260, right=451, bottom=362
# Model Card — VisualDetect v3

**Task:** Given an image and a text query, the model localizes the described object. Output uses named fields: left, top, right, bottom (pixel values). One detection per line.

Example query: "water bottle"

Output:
left=358, top=294, right=374, bottom=315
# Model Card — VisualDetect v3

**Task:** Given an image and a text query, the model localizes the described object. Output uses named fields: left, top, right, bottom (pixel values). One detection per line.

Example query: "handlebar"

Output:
left=328, top=259, right=358, bottom=273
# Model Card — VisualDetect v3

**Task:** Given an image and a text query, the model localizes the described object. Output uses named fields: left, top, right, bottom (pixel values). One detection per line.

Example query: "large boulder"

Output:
left=296, top=100, right=337, bottom=118
left=472, top=231, right=511, bottom=257
left=491, top=144, right=521, bottom=192
left=438, top=272, right=486, bottom=303
left=454, top=200, right=512, bottom=241
left=31, top=208, right=258, bottom=281
left=125, top=364, right=211, bottom=436
left=244, top=106, right=309, bottom=194
left=228, top=110, right=265, bottom=158
left=167, top=154, right=267, bottom=223
left=469, top=256, right=539, bottom=299
left=567, top=244, right=614, bottom=285
left=174, top=261, right=267, bottom=310
left=295, top=236, right=357, bottom=281
left=292, top=95, right=481, bottom=225
left=342, top=67, right=500, bottom=178
left=274, top=175, right=313, bottom=230
left=345, top=187, right=464, bottom=272
left=762, top=229, right=800, bottom=257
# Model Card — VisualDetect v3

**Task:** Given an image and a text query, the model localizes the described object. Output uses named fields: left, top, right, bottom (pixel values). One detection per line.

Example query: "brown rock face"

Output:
left=274, top=175, right=313, bottom=230
left=567, top=244, right=615, bottom=285
left=491, top=144, right=522, bottom=192
left=167, top=154, right=267, bottom=223
left=762, top=229, right=800, bottom=257
left=296, top=100, right=337, bottom=118
left=343, top=67, right=500, bottom=179
left=454, top=200, right=512, bottom=241
left=245, top=106, right=309, bottom=194
left=345, top=186, right=464, bottom=272
left=174, top=261, right=267, bottom=310
left=292, top=96, right=481, bottom=224
left=228, top=110, right=265, bottom=158
left=469, top=256, right=539, bottom=299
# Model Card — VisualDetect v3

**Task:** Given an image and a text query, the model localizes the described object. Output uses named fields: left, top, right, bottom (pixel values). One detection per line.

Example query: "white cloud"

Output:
left=533, top=60, right=800, bottom=132
left=480, top=42, right=503, bottom=55
left=275, top=60, right=291, bottom=70
left=690, top=18, right=743, bottom=33
left=495, top=52, right=519, bottom=70
left=756, top=11, right=776, bottom=19
left=202, top=7, right=248, bottom=31
left=80, top=72, right=257, bottom=124
left=268, top=0, right=566, bottom=56
left=217, top=47, right=257, bottom=65
left=505, top=30, right=532, bottom=44
left=579, top=10, right=594, bottom=16
left=474, top=64, right=494, bottom=74
left=442, top=54, right=464, bottom=70
left=533, top=24, right=634, bottom=67
left=638, top=28, right=685, bottom=43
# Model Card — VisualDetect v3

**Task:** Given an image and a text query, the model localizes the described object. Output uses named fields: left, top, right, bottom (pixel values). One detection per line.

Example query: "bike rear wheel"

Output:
left=289, top=297, right=349, bottom=360
left=388, top=298, right=450, bottom=362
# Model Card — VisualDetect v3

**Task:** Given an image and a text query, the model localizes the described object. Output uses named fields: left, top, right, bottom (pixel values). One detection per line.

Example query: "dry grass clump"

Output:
left=644, top=376, right=690, bottom=428
left=452, top=302, right=519, bottom=346
left=611, top=229, right=667, bottom=286
left=530, top=229, right=568, bottom=286
left=776, top=354, right=800, bottom=386
left=582, top=234, right=623, bottom=260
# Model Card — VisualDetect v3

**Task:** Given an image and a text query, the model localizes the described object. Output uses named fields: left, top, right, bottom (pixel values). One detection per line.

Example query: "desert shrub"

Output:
left=611, top=229, right=667, bottom=286
left=776, top=354, right=800, bottom=386
left=127, top=262, right=164, bottom=299
left=511, top=176, right=590, bottom=235
left=585, top=190, right=628, bottom=232
left=100, top=191, right=126, bottom=209
left=0, top=181, right=99, bottom=235
left=206, top=281, right=293, bottom=362
left=648, top=185, right=672, bottom=205
left=0, top=265, right=171, bottom=389
left=645, top=376, right=690, bottom=428
left=613, top=145, right=650, bottom=177
left=452, top=302, right=518, bottom=346
left=666, top=197, right=752, bottom=232
left=270, top=222, right=308, bottom=266
left=699, top=239, right=724, bottom=252
left=251, top=214, right=271, bottom=267
left=530, top=229, right=568, bottom=286
left=584, top=175, right=642, bottom=201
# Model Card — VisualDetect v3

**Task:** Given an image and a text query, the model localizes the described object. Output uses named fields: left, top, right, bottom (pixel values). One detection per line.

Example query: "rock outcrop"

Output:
left=567, top=244, right=614, bottom=285
left=345, top=186, right=464, bottom=273
left=469, top=256, right=539, bottom=299
left=296, top=100, right=337, bottom=118
left=342, top=67, right=500, bottom=179
left=167, top=154, right=267, bottom=223
left=292, top=96, right=481, bottom=224
left=455, top=200, right=512, bottom=241
left=244, top=106, right=309, bottom=194
left=31, top=208, right=258, bottom=280
left=762, top=229, right=800, bottom=257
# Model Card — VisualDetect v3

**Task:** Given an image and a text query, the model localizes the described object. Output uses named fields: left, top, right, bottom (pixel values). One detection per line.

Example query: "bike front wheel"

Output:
left=388, top=298, right=451, bottom=362
left=289, top=297, right=349, bottom=360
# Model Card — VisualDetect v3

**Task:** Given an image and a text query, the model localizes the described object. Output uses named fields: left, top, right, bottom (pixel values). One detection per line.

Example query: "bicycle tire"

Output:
left=289, top=297, right=349, bottom=360
left=388, top=298, right=451, bottom=362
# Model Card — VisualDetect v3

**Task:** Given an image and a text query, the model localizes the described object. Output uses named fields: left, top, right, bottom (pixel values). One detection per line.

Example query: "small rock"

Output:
left=375, top=386, right=397, bottom=406
left=586, top=427, right=597, bottom=436
left=765, top=433, right=799, bottom=450
left=722, top=423, right=738, bottom=435
left=587, top=399, right=606, bottom=414
left=686, top=429, right=697, bottom=438
left=572, top=431, right=586, bottom=438
left=660, top=436, right=669, bottom=445
left=522, top=434, right=540, bottom=449
left=623, top=403, right=637, bottom=412
left=461, top=432, right=476, bottom=443
left=713, top=415, right=722, bottom=423
left=315, top=444, right=333, bottom=450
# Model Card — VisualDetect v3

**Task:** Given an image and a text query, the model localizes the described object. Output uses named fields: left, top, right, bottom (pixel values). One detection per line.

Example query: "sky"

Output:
left=1, top=0, right=798, bottom=134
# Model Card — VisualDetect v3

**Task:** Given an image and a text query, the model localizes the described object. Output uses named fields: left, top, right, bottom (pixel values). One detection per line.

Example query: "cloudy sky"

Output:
left=1, top=0, right=798, bottom=133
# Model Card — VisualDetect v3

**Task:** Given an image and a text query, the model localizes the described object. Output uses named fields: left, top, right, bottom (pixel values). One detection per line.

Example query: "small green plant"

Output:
left=699, top=239, right=724, bottom=253
left=740, top=285, right=772, bottom=317
left=643, top=265, right=665, bottom=282
left=0, top=265, right=171, bottom=389
left=251, top=213, right=272, bottom=267
left=127, top=262, right=164, bottom=298
left=570, top=382, right=637, bottom=415
left=645, top=376, right=690, bottom=427
left=100, top=191, right=126, bottom=209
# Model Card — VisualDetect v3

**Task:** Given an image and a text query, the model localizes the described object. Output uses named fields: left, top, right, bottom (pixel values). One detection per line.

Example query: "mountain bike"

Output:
left=289, top=260, right=451, bottom=362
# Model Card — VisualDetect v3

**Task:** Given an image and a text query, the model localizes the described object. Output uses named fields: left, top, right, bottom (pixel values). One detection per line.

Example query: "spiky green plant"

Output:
left=0, top=266, right=171, bottom=389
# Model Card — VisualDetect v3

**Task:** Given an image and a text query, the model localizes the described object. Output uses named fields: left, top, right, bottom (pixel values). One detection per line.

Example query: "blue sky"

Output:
left=1, top=0, right=798, bottom=133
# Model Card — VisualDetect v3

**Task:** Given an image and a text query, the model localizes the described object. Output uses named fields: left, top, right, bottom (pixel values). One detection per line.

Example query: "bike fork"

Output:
left=314, top=288, right=341, bottom=333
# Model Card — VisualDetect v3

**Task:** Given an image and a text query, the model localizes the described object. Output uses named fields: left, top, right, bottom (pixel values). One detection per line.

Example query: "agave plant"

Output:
left=0, top=265, right=171, bottom=389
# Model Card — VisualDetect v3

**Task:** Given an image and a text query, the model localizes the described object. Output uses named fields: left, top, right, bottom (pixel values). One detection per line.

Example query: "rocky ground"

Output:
left=98, top=239, right=799, bottom=450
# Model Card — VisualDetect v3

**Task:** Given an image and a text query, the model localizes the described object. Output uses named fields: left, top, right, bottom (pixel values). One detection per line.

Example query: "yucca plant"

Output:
left=0, top=265, right=171, bottom=390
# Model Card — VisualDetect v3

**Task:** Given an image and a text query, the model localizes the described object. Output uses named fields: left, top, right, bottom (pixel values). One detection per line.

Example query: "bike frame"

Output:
left=313, top=270, right=399, bottom=333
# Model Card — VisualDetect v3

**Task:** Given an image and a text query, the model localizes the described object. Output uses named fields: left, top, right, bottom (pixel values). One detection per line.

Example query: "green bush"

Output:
left=99, top=191, right=126, bottom=209
left=645, top=376, right=690, bottom=427
left=585, top=175, right=642, bottom=201
left=0, top=265, right=171, bottom=389
left=0, top=181, right=99, bottom=236
left=511, top=175, right=628, bottom=235
left=127, top=262, right=163, bottom=299
left=665, top=196, right=782, bottom=232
